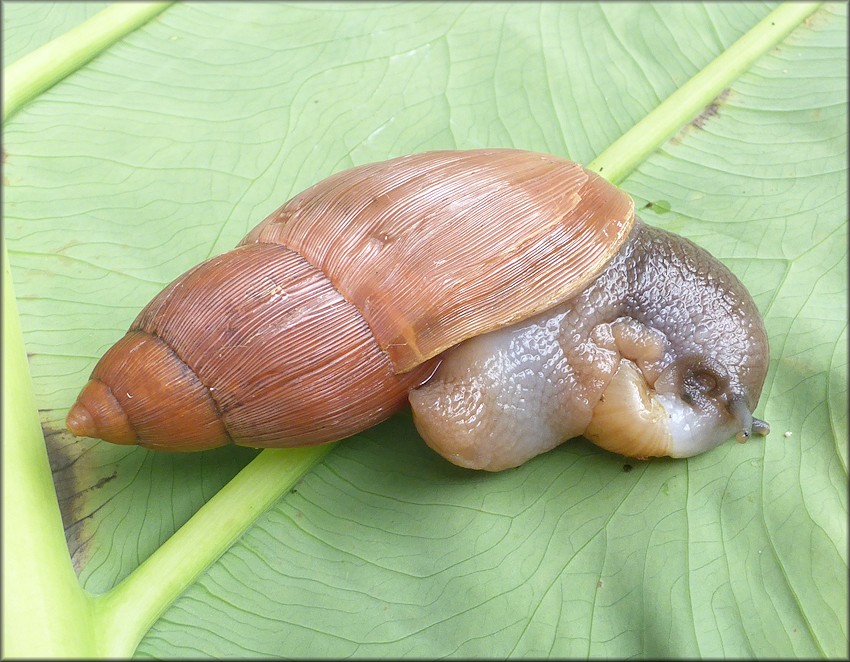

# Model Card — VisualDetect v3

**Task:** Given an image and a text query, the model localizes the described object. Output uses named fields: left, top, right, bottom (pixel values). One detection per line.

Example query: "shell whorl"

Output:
left=68, top=242, right=436, bottom=449
left=66, top=331, right=230, bottom=450
left=68, top=149, right=636, bottom=451
left=243, top=149, right=634, bottom=371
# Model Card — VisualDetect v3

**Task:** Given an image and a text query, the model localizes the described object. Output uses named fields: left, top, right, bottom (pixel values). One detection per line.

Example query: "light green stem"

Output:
left=3, top=2, right=176, bottom=657
left=93, top=445, right=334, bottom=657
left=588, top=1, right=823, bottom=184
left=2, top=245, right=98, bottom=657
left=2, top=1, right=173, bottom=122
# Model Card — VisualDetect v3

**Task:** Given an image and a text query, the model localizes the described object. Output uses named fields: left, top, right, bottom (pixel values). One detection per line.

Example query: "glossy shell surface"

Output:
left=242, top=149, right=635, bottom=372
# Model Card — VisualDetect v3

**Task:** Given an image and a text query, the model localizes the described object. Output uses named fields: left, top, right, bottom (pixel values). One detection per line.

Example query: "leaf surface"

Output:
left=2, top=1, right=110, bottom=62
left=3, top=2, right=846, bottom=657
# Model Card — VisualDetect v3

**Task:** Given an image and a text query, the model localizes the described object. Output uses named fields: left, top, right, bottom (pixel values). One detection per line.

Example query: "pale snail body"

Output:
left=66, top=149, right=770, bottom=471
left=412, top=221, right=770, bottom=470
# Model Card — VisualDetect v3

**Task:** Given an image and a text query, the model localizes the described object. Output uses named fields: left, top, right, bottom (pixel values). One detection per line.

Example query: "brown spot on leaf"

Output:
left=92, top=471, right=118, bottom=490
left=691, top=88, right=730, bottom=130
left=41, top=412, right=120, bottom=575
left=671, top=89, right=732, bottom=144
left=804, top=10, right=827, bottom=29
left=642, top=200, right=672, bottom=215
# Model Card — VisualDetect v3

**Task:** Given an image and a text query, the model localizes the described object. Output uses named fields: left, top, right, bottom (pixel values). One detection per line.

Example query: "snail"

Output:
left=65, top=149, right=770, bottom=471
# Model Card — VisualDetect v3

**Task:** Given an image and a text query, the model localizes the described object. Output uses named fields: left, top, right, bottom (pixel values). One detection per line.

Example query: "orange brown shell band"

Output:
left=126, top=242, right=436, bottom=448
left=242, top=149, right=635, bottom=374
left=83, top=330, right=232, bottom=450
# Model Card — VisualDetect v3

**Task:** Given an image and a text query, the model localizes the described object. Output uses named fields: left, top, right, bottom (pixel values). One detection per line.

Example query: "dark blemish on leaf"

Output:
left=691, top=88, right=731, bottom=130
left=41, top=413, right=119, bottom=575
left=597, top=580, right=604, bottom=588
left=671, top=89, right=732, bottom=144
left=804, top=12, right=824, bottom=29
left=623, top=463, right=633, bottom=472
left=41, top=419, right=81, bottom=472
left=642, top=200, right=672, bottom=215
left=92, top=471, right=118, bottom=490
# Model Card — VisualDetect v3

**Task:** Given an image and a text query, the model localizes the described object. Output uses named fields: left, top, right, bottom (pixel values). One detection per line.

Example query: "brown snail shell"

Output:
left=66, top=149, right=769, bottom=470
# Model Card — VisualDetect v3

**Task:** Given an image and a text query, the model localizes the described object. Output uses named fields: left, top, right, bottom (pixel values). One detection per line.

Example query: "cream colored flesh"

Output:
left=409, top=219, right=770, bottom=472
left=409, top=308, right=674, bottom=471
left=585, top=360, right=743, bottom=460
left=409, top=313, right=613, bottom=471
left=655, top=394, right=744, bottom=458
left=409, top=311, right=745, bottom=471
left=583, top=359, right=672, bottom=458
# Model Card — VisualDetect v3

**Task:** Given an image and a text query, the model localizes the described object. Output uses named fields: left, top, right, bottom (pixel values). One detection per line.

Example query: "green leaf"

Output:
left=3, top=2, right=846, bottom=658
left=2, top=1, right=110, bottom=63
